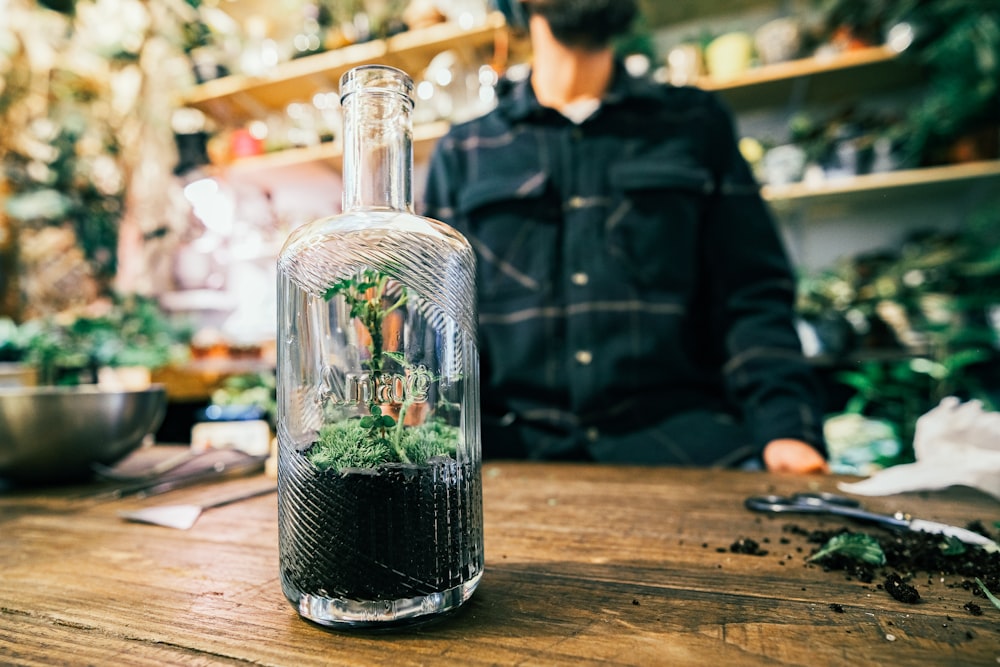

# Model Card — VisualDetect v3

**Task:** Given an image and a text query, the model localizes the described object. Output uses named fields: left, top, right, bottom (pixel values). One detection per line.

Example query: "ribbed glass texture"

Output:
left=276, top=65, right=482, bottom=628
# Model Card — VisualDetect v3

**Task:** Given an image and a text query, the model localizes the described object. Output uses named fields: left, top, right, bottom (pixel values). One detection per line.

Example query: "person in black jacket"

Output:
left=422, top=0, right=829, bottom=473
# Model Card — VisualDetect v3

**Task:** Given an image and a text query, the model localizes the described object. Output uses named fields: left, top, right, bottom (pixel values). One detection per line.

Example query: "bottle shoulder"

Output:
left=280, top=209, right=471, bottom=258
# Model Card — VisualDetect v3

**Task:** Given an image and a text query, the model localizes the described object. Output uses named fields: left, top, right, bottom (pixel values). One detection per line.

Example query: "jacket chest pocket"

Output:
left=458, top=172, right=559, bottom=300
left=607, top=161, right=714, bottom=290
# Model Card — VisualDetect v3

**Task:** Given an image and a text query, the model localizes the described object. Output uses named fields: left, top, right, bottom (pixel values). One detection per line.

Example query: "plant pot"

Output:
left=0, top=362, right=37, bottom=387
left=945, top=125, right=1000, bottom=164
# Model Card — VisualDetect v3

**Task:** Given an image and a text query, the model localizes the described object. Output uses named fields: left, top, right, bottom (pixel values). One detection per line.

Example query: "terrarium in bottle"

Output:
left=276, top=65, right=482, bottom=628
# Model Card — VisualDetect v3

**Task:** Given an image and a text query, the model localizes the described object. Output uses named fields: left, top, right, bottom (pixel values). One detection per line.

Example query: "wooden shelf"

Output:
left=217, top=44, right=922, bottom=179
left=223, top=120, right=450, bottom=184
left=193, top=24, right=987, bottom=218
left=180, top=13, right=509, bottom=125
left=227, top=149, right=1000, bottom=223
left=763, top=160, right=1000, bottom=213
left=701, top=45, right=923, bottom=111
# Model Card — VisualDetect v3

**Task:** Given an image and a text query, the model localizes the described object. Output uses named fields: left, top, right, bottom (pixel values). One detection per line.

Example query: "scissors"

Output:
left=745, top=492, right=999, bottom=553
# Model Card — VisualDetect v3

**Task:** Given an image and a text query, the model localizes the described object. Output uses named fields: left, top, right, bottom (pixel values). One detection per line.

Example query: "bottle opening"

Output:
left=340, top=65, right=414, bottom=106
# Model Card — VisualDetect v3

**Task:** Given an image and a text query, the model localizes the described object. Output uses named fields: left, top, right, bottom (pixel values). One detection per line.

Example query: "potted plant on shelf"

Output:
left=814, top=0, right=897, bottom=50
left=805, top=210, right=1000, bottom=462
left=810, top=0, right=1000, bottom=167
left=887, top=0, right=1000, bottom=165
left=1, top=293, right=191, bottom=386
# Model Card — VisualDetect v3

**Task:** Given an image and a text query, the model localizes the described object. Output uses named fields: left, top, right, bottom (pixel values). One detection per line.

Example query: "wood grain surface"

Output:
left=2, top=449, right=998, bottom=666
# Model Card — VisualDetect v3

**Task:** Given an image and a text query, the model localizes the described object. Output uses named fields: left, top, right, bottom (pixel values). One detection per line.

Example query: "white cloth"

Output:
left=838, top=397, right=1000, bottom=502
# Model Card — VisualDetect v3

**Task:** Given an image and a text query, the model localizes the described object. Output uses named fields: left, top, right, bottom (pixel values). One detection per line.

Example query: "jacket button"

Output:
left=574, top=350, right=593, bottom=365
left=571, top=272, right=589, bottom=286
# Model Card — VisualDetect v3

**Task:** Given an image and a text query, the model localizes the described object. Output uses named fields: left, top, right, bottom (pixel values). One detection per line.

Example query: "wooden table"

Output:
left=2, top=449, right=998, bottom=666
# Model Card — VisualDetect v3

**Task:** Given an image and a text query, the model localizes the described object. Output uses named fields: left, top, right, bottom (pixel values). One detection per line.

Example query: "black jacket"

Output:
left=423, top=62, right=827, bottom=464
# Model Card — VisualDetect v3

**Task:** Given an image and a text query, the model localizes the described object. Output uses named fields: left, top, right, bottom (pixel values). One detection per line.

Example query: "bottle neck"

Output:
left=341, top=91, right=413, bottom=213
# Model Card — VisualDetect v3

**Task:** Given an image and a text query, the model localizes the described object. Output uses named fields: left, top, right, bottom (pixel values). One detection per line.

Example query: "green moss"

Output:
left=401, top=418, right=459, bottom=464
left=307, top=418, right=458, bottom=472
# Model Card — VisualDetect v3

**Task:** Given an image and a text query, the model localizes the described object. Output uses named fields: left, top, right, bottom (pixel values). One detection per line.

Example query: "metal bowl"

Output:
left=0, top=384, right=167, bottom=484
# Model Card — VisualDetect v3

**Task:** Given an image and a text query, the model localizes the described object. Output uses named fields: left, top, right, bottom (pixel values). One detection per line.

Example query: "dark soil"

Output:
left=730, top=537, right=769, bottom=555
left=884, top=572, right=921, bottom=603
left=280, top=455, right=483, bottom=601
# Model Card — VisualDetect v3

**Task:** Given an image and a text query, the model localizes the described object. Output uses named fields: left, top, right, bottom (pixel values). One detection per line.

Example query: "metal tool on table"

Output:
left=745, top=492, right=999, bottom=553
left=92, top=447, right=234, bottom=482
left=119, top=485, right=277, bottom=530
left=90, top=451, right=269, bottom=501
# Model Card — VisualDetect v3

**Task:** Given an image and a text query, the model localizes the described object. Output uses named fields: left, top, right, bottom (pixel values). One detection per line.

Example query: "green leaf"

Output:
left=834, top=370, right=876, bottom=393
left=381, top=415, right=396, bottom=427
left=323, top=277, right=352, bottom=300
left=939, top=535, right=967, bottom=555
left=943, top=348, right=992, bottom=372
left=808, top=533, right=886, bottom=566
left=382, top=351, right=406, bottom=366
left=975, top=578, right=1000, bottom=612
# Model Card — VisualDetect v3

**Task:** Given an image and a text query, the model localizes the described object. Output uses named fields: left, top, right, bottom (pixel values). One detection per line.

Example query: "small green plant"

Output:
left=808, top=533, right=887, bottom=566
left=324, top=269, right=408, bottom=376
left=307, top=269, right=458, bottom=472
left=975, top=577, right=1000, bottom=612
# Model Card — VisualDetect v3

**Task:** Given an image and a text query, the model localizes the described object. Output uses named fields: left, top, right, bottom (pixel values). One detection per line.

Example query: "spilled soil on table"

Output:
left=721, top=520, right=1000, bottom=615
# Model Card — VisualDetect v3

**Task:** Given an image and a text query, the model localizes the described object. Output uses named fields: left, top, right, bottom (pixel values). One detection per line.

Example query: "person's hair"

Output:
left=525, top=0, right=639, bottom=50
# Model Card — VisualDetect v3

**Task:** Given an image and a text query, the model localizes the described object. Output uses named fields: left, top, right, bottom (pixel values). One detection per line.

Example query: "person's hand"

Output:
left=763, top=439, right=829, bottom=474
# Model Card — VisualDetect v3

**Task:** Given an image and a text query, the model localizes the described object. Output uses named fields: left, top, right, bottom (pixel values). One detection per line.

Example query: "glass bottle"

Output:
left=276, top=65, right=483, bottom=629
